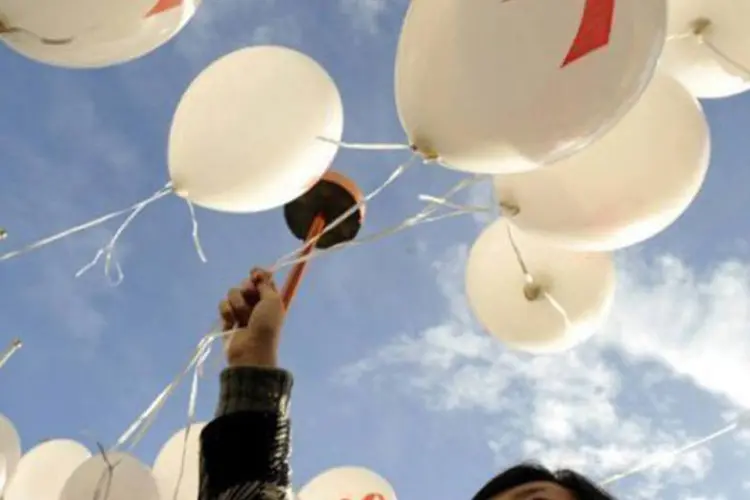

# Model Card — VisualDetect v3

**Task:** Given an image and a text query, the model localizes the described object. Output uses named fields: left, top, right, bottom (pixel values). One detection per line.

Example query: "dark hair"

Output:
left=472, top=463, right=616, bottom=500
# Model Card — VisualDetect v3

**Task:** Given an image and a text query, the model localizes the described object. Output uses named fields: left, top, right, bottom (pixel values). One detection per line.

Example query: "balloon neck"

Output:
left=172, top=183, right=189, bottom=198
left=690, top=17, right=712, bottom=37
left=409, top=140, right=439, bottom=162
left=499, top=201, right=520, bottom=217
left=0, top=17, right=10, bottom=33
left=523, top=282, right=542, bottom=301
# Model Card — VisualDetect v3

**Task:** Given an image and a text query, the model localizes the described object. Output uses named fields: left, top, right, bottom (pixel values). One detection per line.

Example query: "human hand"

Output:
left=219, top=268, right=285, bottom=367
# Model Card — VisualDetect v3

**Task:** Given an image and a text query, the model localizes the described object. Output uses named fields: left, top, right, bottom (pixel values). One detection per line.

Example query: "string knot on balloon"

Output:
left=690, top=17, right=712, bottom=36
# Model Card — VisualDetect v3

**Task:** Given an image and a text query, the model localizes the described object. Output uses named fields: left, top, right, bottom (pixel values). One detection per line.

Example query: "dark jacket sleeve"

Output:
left=199, top=366, right=293, bottom=500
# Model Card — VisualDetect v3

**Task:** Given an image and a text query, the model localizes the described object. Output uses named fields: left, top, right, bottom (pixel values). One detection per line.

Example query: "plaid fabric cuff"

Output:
left=216, top=366, right=293, bottom=417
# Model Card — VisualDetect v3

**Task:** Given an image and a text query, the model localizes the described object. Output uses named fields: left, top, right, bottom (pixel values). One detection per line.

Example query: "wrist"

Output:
left=226, top=342, right=278, bottom=368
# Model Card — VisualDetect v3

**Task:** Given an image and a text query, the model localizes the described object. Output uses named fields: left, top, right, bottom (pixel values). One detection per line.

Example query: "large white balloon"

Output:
left=169, top=46, right=343, bottom=213
left=494, top=72, right=710, bottom=251
left=1, top=0, right=199, bottom=68
left=0, top=414, right=21, bottom=496
left=660, top=0, right=750, bottom=99
left=299, top=466, right=396, bottom=500
left=152, top=422, right=206, bottom=500
left=61, top=452, right=159, bottom=500
left=5, top=439, right=90, bottom=500
left=395, top=0, right=666, bottom=174
left=466, top=219, right=615, bottom=354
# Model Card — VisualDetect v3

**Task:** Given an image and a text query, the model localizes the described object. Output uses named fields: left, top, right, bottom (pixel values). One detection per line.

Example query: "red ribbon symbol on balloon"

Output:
left=340, top=495, right=386, bottom=500
left=503, top=0, right=615, bottom=67
left=146, top=0, right=183, bottom=17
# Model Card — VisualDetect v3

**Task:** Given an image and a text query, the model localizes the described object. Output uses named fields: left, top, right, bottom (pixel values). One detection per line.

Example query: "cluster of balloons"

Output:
left=461, top=0, right=750, bottom=354
left=0, top=416, right=396, bottom=500
left=1, top=0, right=748, bottom=493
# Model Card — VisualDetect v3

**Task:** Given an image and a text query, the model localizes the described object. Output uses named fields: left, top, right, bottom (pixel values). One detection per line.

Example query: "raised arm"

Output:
left=199, top=269, right=293, bottom=500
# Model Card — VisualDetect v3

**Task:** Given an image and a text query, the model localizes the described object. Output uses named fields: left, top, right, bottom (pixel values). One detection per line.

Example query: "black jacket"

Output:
left=199, top=366, right=294, bottom=499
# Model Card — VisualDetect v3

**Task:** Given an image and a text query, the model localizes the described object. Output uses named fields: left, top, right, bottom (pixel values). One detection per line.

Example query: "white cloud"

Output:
left=339, top=0, right=397, bottom=35
left=338, top=236, right=750, bottom=497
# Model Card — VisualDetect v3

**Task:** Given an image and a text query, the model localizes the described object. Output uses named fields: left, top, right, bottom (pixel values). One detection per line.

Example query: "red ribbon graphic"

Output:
left=561, top=0, right=616, bottom=67
left=146, top=0, right=183, bottom=17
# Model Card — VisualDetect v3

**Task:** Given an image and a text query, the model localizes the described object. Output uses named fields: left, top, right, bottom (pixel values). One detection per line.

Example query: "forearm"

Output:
left=199, top=366, right=293, bottom=500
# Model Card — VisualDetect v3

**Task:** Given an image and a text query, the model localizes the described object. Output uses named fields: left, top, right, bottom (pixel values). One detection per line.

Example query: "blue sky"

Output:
left=2, top=1, right=750, bottom=499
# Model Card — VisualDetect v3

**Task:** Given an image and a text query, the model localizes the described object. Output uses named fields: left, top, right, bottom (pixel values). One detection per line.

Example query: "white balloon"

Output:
left=660, top=0, right=750, bottom=99
left=466, top=218, right=615, bottom=354
left=61, top=452, right=159, bottom=500
left=152, top=422, right=206, bottom=500
left=5, top=439, right=90, bottom=500
left=299, top=466, right=396, bottom=500
left=168, top=46, right=343, bottom=213
left=395, top=0, right=666, bottom=174
left=2, top=0, right=200, bottom=68
left=494, top=72, right=710, bottom=251
left=0, top=414, right=21, bottom=496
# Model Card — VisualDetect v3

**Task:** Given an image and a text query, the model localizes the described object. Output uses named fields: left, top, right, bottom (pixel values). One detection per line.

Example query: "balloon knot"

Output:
left=523, top=282, right=542, bottom=301
left=691, top=17, right=712, bottom=36
left=410, top=142, right=439, bottom=162
left=172, top=184, right=189, bottom=198
left=499, top=202, right=520, bottom=216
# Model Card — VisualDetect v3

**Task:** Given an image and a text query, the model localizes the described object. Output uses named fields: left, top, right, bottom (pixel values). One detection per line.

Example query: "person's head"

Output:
left=472, top=463, right=616, bottom=500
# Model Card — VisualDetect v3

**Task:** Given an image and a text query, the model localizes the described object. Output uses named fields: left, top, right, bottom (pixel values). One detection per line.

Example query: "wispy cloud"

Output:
left=339, top=0, right=395, bottom=35
left=338, top=229, right=750, bottom=497
left=172, top=0, right=301, bottom=64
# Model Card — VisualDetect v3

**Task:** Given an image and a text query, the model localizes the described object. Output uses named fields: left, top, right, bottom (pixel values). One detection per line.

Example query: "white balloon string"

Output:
left=275, top=209, right=479, bottom=269
left=75, top=183, right=174, bottom=284
left=184, top=198, right=208, bottom=263
left=600, top=417, right=743, bottom=486
left=0, top=184, right=173, bottom=263
left=125, top=337, right=214, bottom=453
left=272, top=175, right=486, bottom=270
left=417, top=194, right=495, bottom=214
left=171, top=343, right=212, bottom=500
left=542, top=291, right=572, bottom=328
left=504, top=223, right=572, bottom=324
left=666, top=23, right=750, bottom=79
left=700, top=38, right=750, bottom=79
left=0, top=338, right=22, bottom=370
left=316, top=136, right=411, bottom=151
left=270, top=156, right=419, bottom=271
left=110, top=334, right=215, bottom=453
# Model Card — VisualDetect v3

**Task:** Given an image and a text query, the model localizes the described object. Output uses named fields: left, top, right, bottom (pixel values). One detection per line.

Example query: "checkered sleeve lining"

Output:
left=199, top=367, right=294, bottom=500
